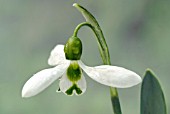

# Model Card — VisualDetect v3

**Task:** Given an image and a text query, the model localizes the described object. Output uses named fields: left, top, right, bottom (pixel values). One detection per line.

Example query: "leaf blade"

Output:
left=141, top=69, right=167, bottom=114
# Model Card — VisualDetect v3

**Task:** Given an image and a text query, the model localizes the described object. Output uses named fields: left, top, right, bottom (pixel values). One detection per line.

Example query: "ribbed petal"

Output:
left=59, top=73, right=86, bottom=96
left=48, top=45, right=67, bottom=66
left=78, top=61, right=142, bottom=88
left=22, top=62, right=70, bottom=98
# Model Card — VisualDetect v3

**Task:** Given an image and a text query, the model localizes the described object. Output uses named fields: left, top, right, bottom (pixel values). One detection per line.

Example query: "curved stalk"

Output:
left=73, top=22, right=91, bottom=37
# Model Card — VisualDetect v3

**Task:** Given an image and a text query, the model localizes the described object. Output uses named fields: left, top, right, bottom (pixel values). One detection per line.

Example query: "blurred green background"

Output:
left=0, top=0, right=169, bottom=114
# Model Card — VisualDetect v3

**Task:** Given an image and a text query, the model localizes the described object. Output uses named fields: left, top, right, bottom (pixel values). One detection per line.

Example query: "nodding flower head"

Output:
left=22, top=43, right=142, bottom=98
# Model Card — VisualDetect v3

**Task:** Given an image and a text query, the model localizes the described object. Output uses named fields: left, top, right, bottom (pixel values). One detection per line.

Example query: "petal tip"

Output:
left=73, top=3, right=78, bottom=7
left=21, top=83, right=35, bottom=98
left=21, top=88, right=31, bottom=98
left=136, top=75, right=142, bottom=84
left=124, top=74, right=142, bottom=88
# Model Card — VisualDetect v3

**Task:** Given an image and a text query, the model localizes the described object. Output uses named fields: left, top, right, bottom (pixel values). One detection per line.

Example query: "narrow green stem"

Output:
left=110, top=88, right=122, bottom=114
left=73, top=3, right=122, bottom=114
left=73, top=22, right=91, bottom=37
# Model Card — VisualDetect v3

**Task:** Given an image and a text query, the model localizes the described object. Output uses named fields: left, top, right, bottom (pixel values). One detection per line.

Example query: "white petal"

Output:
left=78, top=61, right=142, bottom=88
left=22, top=62, right=70, bottom=98
left=59, top=73, right=73, bottom=95
left=59, top=73, right=86, bottom=96
left=48, top=45, right=67, bottom=66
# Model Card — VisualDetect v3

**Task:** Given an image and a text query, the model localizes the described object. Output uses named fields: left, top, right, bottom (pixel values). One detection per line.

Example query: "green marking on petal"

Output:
left=66, top=83, right=82, bottom=95
left=57, top=88, right=61, bottom=92
left=67, top=61, right=81, bottom=82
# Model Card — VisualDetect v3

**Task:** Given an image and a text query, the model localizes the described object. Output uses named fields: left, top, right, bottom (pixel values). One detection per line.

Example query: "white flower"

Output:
left=22, top=44, right=142, bottom=98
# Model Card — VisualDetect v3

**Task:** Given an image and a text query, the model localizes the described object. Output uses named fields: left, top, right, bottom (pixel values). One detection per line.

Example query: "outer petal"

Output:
left=48, top=45, right=67, bottom=66
left=22, top=62, right=70, bottom=98
left=78, top=61, right=142, bottom=88
left=59, top=73, right=86, bottom=96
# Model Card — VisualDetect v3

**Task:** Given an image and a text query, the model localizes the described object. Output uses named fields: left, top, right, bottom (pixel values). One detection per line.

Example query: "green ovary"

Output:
left=64, top=36, right=82, bottom=60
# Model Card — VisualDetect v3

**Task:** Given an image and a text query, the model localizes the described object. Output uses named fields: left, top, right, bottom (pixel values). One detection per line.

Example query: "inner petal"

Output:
left=59, top=74, right=83, bottom=96
left=67, top=61, right=81, bottom=82
left=65, top=83, right=82, bottom=95
left=59, top=61, right=86, bottom=96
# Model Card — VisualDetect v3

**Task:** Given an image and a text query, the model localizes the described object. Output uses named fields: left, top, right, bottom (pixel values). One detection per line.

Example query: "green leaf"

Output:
left=141, top=69, right=167, bottom=114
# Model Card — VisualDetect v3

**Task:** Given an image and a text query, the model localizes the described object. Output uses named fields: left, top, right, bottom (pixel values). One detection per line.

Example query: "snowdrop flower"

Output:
left=22, top=36, right=141, bottom=98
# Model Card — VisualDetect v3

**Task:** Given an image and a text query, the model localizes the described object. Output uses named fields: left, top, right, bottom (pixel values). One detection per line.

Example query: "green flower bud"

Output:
left=64, top=36, right=82, bottom=60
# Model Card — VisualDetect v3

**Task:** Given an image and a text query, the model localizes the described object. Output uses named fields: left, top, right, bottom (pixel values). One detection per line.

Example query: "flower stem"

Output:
left=73, top=3, right=122, bottom=114
left=73, top=22, right=91, bottom=37
left=110, top=88, right=122, bottom=114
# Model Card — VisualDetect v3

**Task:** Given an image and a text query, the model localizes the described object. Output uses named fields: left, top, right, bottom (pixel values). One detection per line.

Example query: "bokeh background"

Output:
left=0, top=0, right=169, bottom=114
